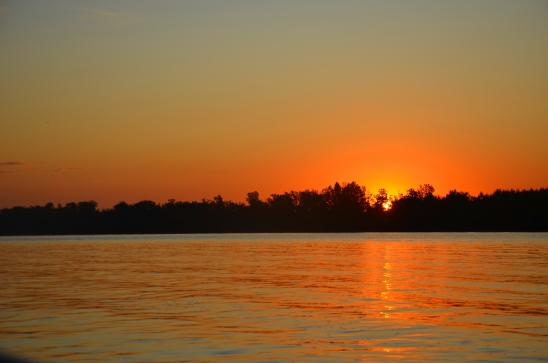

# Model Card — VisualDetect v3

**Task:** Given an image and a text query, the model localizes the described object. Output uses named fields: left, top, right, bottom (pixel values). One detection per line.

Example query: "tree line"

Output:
left=0, top=182, right=546, bottom=235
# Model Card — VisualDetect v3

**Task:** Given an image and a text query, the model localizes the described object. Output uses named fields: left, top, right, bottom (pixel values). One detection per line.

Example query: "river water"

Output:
left=0, top=233, right=546, bottom=362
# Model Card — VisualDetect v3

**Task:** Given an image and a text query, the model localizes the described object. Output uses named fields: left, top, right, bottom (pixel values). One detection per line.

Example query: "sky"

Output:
left=1, top=0, right=548, bottom=207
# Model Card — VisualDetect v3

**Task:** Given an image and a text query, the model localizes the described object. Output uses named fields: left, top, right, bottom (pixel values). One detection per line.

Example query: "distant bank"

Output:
left=1, top=183, right=547, bottom=235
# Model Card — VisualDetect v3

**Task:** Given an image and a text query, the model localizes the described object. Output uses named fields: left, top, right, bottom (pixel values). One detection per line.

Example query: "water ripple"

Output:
left=0, top=233, right=546, bottom=362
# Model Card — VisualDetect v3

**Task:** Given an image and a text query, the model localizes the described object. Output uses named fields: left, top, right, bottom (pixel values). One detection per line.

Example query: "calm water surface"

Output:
left=0, top=233, right=547, bottom=362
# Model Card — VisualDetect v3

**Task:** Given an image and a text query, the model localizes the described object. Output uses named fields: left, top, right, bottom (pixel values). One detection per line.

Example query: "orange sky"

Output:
left=1, top=1, right=547, bottom=207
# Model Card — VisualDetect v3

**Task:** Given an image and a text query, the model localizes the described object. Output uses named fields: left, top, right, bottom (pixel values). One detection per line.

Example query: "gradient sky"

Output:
left=1, top=0, right=547, bottom=207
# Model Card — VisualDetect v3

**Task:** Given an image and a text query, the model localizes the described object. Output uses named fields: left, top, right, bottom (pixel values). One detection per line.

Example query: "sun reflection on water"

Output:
left=381, top=261, right=393, bottom=319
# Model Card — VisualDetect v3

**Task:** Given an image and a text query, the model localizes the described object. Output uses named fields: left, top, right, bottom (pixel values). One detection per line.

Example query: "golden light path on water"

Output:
left=0, top=233, right=547, bottom=362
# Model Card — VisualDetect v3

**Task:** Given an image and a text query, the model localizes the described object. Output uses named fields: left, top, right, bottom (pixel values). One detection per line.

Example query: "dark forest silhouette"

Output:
left=0, top=183, right=547, bottom=235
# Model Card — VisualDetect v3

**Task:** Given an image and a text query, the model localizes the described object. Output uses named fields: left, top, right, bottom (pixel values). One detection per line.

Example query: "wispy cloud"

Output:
left=0, top=161, right=23, bottom=167
left=84, top=7, right=121, bottom=19
left=82, top=7, right=138, bottom=25
left=0, top=161, right=24, bottom=174
left=52, top=167, right=82, bottom=174
left=0, top=162, right=84, bottom=175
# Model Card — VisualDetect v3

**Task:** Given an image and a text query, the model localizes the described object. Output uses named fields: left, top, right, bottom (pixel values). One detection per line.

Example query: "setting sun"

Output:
left=382, top=200, right=393, bottom=211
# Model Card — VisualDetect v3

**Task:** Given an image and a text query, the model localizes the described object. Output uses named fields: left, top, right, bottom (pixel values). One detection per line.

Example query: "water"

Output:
left=0, top=233, right=547, bottom=362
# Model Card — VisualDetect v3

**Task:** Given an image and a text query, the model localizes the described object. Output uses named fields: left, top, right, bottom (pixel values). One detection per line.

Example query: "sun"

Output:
left=382, top=200, right=392, bottom=211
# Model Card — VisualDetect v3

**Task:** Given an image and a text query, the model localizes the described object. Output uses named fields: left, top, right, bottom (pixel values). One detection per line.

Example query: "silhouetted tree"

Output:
left=0, top=183, right=546, bottom=234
